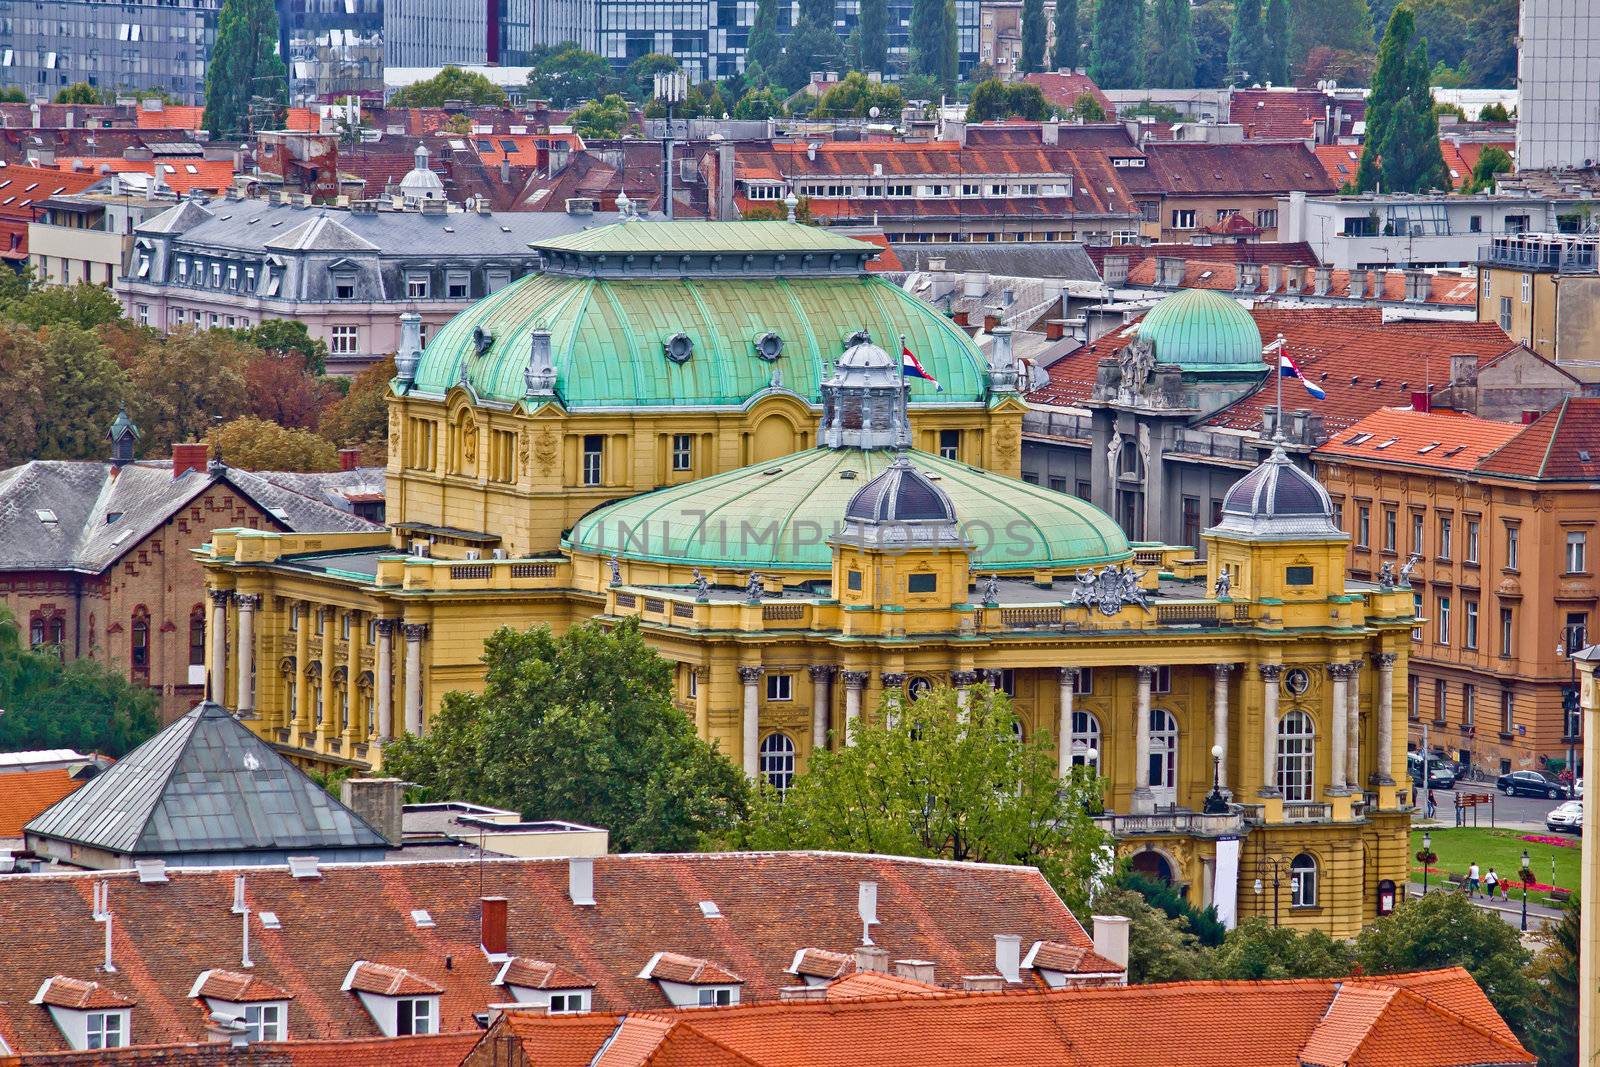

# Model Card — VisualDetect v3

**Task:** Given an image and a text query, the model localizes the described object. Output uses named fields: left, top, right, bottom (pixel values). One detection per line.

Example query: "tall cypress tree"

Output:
left=1263, top=0, right=1291, bottom=84
left=202, top=0, right=288, bottom=139
left=799, top=0, right=832, bottom=27
left=747, top=0, right=780, bottom=76
left=1227, top=0, right=1265, bottom=85
left=938, top=0, right=959, bottom=89
left=1052, top=0, right=1078, bottom=71
left=1150, top=0, right=1197, bottom=89
left=909, top=0, right=957, bottom=91
left=1088, top=0, right=1143, bottom=90
left=859, top=0, right=888, bottom=73
left=1021, top=0, right=1047, bottom=73
left=1358, top=6, right=1450, bottom=192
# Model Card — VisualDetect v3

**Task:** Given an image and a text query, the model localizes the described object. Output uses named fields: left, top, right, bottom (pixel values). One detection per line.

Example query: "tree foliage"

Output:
left=0, top=608, right=159, bottom=757
left=124, top=329, right=251, bottom=451
left=732, top=86, right=787, bottom=119
left=1020, top=0, right=1047, bottom=73
left=526, top=44, right=613, bottom=108
left=244, top=350, right=342, bottom=430
left=1209, top=917, right=1352, bottom=978
left=1148, top=0, right=1198, bottom=89
left=387, top=65, right=507, bottom=108
left=747, top=0, right=781, bottom=73
left=737, top=685, right=1109, bottom=915
left=235, top=318, right=328, bottom=375
left=909, top=0, right=959, bottom=92
left=1091, top=884, right=1212, bottom=982
left=1479, top=101, right=1510, bottom=122
left=1192, top=0, right=1236, bottom=87
left=54, top=82, right=102, bottom=104
left=1288, top=0, right=1372, bottom=76
left=1355, top=890, right=1536, bottom=1041
left=1052, top=0, right=1079, bottom=71
left=318, top=355, right=393, bottom=454
left=966, top=79, right=1053, bottom=122
left=1088, top=0, right=1144, bottom=90
left=1526, top=898, right=1579, bottom=1067
left=202, top=0, right=288, bottom=138
left=2, top=283, right=124, bottom=331
left=1263, top=0, right=1291, bottom=85
left=0, top=88, right=25, bottom=103
left=0, top=320, right=45, bottom=468
left=33, top=325, right=129, bottom=460
left=570, top=94, right=630, bottom=139
left=859, top=0, right=889, bottom=73
left=208, top=416, right=339, bottom=472
left=1358, top=6, right=1450, bottom=193
left=1227, top=0, right=1265, bottom=85
left=817, top=72, right=904, bottom=118
left=385, top=619, right=749, bottom=852
left=624, top=53, right=681, bottom=101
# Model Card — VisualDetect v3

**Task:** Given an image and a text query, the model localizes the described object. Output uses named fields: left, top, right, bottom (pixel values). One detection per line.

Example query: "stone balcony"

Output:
left=1095, top=807, right=1247, bottom=839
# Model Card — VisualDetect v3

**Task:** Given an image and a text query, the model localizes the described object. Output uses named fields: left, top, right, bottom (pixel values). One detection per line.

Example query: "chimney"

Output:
left=780, top=984, right=830, bottom=1001
left=984, top=309, right=1001, bottom=331
left=480, top=896, right=508, bottom=956
left=1045, top=319, right=1065, bottom=341
left=172, top=442, right=210, bottom=478
left=340, top=777, right=405, bottom=845
left=500, top=155, right=512, bottom=184
left=338, top=447, right=361, bottom=472
left=1351, top=268, right=1370, bottom=300
left=1313, top=265, right=1332, bottom=296
left=1404, top=269, right=1429, bottom=302
left=1156, top=256, right=1183, bottom=287
left=994, top=934, right=1021, bottom=983
left=134, top=859, right=168, bottom=883
left=1411, top=391, right=1432, bottom=413
left=1266, top=263, right=1283, bottom=292
left=894, top=959, right=935, bottom=983
left=1091, top=914, right=1130, bottom=973
left=854, top=945, right=890, bottom=973
left=395, top=313, right=423, bottom=386
left=1449, top=353, right=1478, bottom=386
left=962, top=974, right=1006, bottom=991
left=858, top=880, right=878, bottom=943
left=568, top=856, right=596, bottom=906
left=286, top=856, right=320, bottom=879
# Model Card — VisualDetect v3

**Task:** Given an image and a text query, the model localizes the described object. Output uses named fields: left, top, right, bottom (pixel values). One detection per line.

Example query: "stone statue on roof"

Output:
left=1117, top=336, right=1157, bottom=402
left=692, top=568, right=711, bottom=602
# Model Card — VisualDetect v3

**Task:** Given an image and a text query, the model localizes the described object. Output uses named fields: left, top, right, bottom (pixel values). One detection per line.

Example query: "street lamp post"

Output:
left=1203, top=744, right=1229, bottom=814
left=1520, top=848, right=1531, bottom=933
left=1253, top=858, right=1282, bottom=926
left=1422, top=830, right=1432, bottom=896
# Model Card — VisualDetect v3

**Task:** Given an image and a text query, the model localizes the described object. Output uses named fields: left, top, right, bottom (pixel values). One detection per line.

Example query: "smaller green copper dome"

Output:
left=1136, top=288, right=1265, bottom=371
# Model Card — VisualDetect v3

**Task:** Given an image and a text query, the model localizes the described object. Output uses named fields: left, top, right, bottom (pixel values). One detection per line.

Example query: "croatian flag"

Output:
left=1278, top=350, right=1326, bottom=400
left=902, top=345, right=942, bottom=391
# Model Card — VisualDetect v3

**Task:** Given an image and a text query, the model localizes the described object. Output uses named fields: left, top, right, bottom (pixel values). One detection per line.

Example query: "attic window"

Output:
left=1417, top=442, right=1440, bottom=454
left=698, top=900, right=723, bottom=918
left=106, top=512, right=123, bottom=524
left=839, top=470, right=858, bottom=480
left=259, top=912, right=282, bottom=930
left=762, top=468, right=783, bottom=476
left=1374, top=438, right=1398, bottom=450
left=1441, top=445, right=1466, bottom=458
left=411, top=909, right=435, bottom=928
left=1345, top=433, right=1372, bottom=445
left=36, top=509, right=57, bottom=523
left=268, top=507, right=290, bottom=522
left=1581, top=450, right=1593, bottom=462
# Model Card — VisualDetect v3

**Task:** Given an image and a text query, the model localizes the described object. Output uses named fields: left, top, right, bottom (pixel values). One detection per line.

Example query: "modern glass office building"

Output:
left=0, top=0, right=221, bottom=104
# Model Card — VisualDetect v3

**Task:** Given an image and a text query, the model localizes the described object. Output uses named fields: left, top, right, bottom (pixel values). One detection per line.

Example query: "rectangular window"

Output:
left=766, top=674, right=792, bottom=701
left=86, top=1012, right=126, bottom=1050
left=406, top=273, right=429, bottom=298
left=1076, top=480, right=1092, bottom=502
left=1462, top=684, right=1475, bottom=728
left=686, top=668, right=697, bottom=698
left=1501, top=690, right=1515, bottom=734
left=446, top=271, right=470, bottom=299
left=1505, top=524, right=1519, bottom=570
left=1356, top=506, right=1370, bottom=548
left=1413, top=592, right=1423, bottom=641
left=1171, top=209, right=1196, bottom=229
left=288, top=605, right=299, bottom=631
left=548, top=992, right=587, bottom=1013
left=330, top=325, right=359, bottom=355
left=244, top=1004, right=283, bottom=1042
left=998, top=668, right=1016, bottom=696
left=1332, top=499, right=1344, bottom=530
left=1152, top=665, right=1171, bottom=694
left=1465, top=519, right=1480, bottom=563
left=908, top=573, right=938, bottom=593
left=581, top=435, right=603, bottom=486
left=697, top=988, right=733, bottom=1007
left=1384, top=509, right=1397, bottom=553
left=1182, top=496, right=1200, bottom=549
left=1437, top=596, right=1450, bottom=644
left=1255, top=208, right=1278, bottom=229
left=1500, top=607, right=1514, bottom=657
left=490, top=429, right=515, bottom=483
left=938, top=429, right=960, bottom=460
left=1522, top=273, right=1532, bottom=304
left=341, top=613, right=351, bottom=640
left=671, top=433, right=692, bottom=472
left=1434, top=680, right=1447, bottom=725
left=1566, top=531, right=1587, bottom=573
left=315, top=608, right=325, bottom=636
left=1409, top=674, right=1420, bottom=720
left=135, top=302, right=149, bottom=325
left=1565, top=612, right=1589, bottom=653
left=407, top=418, right=437, bottom=471
left=1496, top=294, right=1513, bottom=331
left=1438, top=516, right=1452, bottom=560
left=335, top=282, right=355, bottom=299
left=396, top=998, right=434, bottom=1036
left=1464, top=600, right=1478, bottom=650
left=1072, top=667, right=1093, bottom=695
left=1411, top=512, right=1424, bottom=554
left=1286, top=565, right=1314, bottom=585
left=847, top=570, right=862, bottom=591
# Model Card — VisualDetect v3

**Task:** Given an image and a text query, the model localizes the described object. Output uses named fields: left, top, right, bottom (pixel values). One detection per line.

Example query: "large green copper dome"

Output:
left=1136, top=288, right=1264, bottom=371
left=565, top=447, right=1131, bottom=573
left=405, top=221, right=990, bottom=408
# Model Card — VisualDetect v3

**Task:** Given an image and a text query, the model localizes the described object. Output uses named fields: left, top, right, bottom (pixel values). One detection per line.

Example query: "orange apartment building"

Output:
left=1315, top=400, right=1600, bottom=775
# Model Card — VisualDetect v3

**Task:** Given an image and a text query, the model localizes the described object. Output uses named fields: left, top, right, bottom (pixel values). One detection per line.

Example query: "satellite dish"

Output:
left=869, top=106, right=881, bottom=119
left=663, top=332, right=695, bottom=363
left=754, top=331, right=784, bottom=361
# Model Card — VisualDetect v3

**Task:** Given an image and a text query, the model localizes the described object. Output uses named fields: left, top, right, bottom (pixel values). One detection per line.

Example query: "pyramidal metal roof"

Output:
left=24, top=702, right=388, bottom=856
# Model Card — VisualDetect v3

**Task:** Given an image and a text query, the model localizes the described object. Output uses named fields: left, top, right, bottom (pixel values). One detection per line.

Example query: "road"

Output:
left=1406, top=882, right=1562, bottom=933
left=1416, top=781, right=1575, bottom=832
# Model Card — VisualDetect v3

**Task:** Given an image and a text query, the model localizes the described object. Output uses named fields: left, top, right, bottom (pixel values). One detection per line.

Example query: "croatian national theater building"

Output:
left=200, top=220, right=1414, bottom=936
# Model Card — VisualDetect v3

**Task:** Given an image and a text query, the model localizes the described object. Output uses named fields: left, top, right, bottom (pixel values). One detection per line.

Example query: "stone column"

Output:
left=294, top=603, right=311, bottom=733
left=1211, top=663, right=1234, bottom=792
left=1328, top=661, right=1350, bottom=794
left=401, top=623, right=428, bottom=736
left=1259, top=664, right=1282, bottom=797
left=1372, top=653, right=1397, bottom=785
left=1132, top=665, right=1155, bottom=815
left=1345, top=659, right=1364, bottom=790
left=235, top=594, right=259, bottom=718
left=842, top=671, right=869, bottom=744
left=374, top=620, right=395, bottom=740
left=318, top=609, right=336, bottom=738
left=881, top=672, right=907, bottom=728
left=808, top=666, right=835, bottom=752
left=951, top=669, right=981, bottom=714
left=693, top=668, right=709, bottom=739
left=1057, top=667, right=1079, bottom=779
left=208, top=588, right=230, bottom=703
left=343, top=612, right=361, bottom=742
left=738, top=665, right=763, bottom=779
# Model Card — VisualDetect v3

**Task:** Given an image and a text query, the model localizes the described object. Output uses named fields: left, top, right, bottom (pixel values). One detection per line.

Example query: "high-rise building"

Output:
left=1516, top=0, right=1600, bottom=171
left=0, top=0, right=221, bottom=105
left=281, top=0, right=386, bottom=103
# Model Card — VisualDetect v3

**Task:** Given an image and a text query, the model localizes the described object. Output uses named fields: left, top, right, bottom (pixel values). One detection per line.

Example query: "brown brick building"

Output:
left=0, top=434, right=381, bottom=722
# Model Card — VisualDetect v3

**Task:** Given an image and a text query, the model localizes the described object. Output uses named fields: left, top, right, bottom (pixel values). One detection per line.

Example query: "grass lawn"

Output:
left=1410, top=826, right=1580, bottom=904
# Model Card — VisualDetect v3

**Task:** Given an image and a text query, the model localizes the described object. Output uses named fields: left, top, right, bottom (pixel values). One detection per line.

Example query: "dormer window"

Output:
left=343, top=961, right=442, bottom=1037
left=190, top=969, right=291, bottom=1042
left=637, top=951, right=742, bottom=1009
left=396, top=996, right=434, bottom=1035
left=32, top=977, right=134, bottom=1051
left=697, top=987, right=733, bottom=1007
left=495, top=957, right=593, bottom=1014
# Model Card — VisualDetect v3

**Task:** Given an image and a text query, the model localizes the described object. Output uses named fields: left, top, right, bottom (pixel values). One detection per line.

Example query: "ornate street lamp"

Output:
left=1520, top=848, right=1532, bottom=933
left=1203, top=744, right=1229, bottom=814
left=1420, top=830, right=1433, bottom=896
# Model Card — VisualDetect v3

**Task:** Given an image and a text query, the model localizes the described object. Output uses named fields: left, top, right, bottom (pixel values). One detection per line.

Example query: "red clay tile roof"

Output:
left=0, top=852, right=1094, bottom=1054
left=343, top=962, right=443, bottom=997
left=1022, top=940, right=1124, bottom=975
left=1143, top=141, right=1338, bottom=196
left=1475, top=396, right=1600, bottom=480
left=0, top=164, right=101, bottom=223
left=1228, top=89, right=1365, bottom=141
left=1087, top=242, right=1321, bottom=273
left=1031, top=305, right=1516, bottom=435
left=1018, top=73, right=1115, bottom=118
left=191, top=969, right=293, bottom=1004
left=32, top=976, right=137, bottom=1010
left=1122, top=258, right=1478, bottom=306
left=484, top=969, right=1533, bottom=1067
left=470, top=132, right=584, bottom=169
left=7, top=1032, right=481, bottom=1066
left=1314, top=144, right=1363, bottom=186
left=497, top=958, right=590, bottom=991
left=52, top=158, right=234, bottom=195
left=1346, top=967, right=1518, bottom=1045
left=0, top=769, right=84, bottom=838
left=641, top=952, right=742, bottom=985
left=786, top=949, right=852, bottom=980
left=135, top=106, right=205, bottom=131
left=1314, top=408, right=1523, bottom=473
left=820, top=972, right=942, bottom=999
left=849, top=233, right=903, bottom=272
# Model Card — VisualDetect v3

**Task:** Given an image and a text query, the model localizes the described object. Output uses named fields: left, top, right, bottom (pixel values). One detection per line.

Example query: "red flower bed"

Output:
left=1520, top=833, right=1581, bottom=849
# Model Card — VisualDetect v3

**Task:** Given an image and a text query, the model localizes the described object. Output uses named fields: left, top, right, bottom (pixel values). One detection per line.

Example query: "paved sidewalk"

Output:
left=1406, top=882, right=1565, bottom=932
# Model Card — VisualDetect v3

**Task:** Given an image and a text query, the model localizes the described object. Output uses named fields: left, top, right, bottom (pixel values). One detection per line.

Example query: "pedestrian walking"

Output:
left=1467, top=861, right=1480, bottom=897
left=1427, top=789, right=1437, bottom=819
left=1485, top=868, right=1499, bottom=900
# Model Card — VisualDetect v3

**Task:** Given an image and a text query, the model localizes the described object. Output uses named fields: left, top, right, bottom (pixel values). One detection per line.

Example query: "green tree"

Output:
left=0, top=88, right=25, bottom=103
left=775, top=19, right=846, bottom=92
left=732, top=86, right=786, bottom=119
left=207, top=416, right=338, bottom=471
left=1068, top=91, right=1106, bottom=120
left=0, top=609, right=159, bottom=757
left=527, top=44, right=613, bottom=108
left=318, top=355, right=394, bottom=456
left=202, top=0, right=288, bottom=138
left=1355, top=890, right=1536, bottom=1040
left=1526, top=899, right=1579, bottom=1067
left=570, top=93, right=629, bottom=139
left=1479, top=100, right=1510, bottom=122
left=817, top=72, right=904, bottom=118
left=3, top=282, right=124, bottom=331
left=1091, top=884, right=1213, bottom=982
left=0, top=321, right=45, bottom=468
left=1192, top=0, right=1235, bottom=86
left=738, top=685, right=1109, bottom=915
left=967, top=80, right=1053, bottom=121
left=624, top=53, right=681, bottom=101
left=385, top=619, right=748, bottom=852
left=909, top=0, right=958, bottom=92
left=1288, top=0, right=1372, bottom=73
left=1464, top=0, right=1516, bottom=88
left=1209, top=918, right=1353, bottom=979
left=1089, top=0, right=1144, bottom=90
left=34, top=325, right=128, bottom=460
left=386, top=65, right=507, bottom=108
left=1149, top=0, right=1198, bottom=88
left=748, top=0, right=782, bottom=73
left=859, top=0, right=889, bottom=72
left=237, top=318, right=328, bottom=375
left=1263, top=0, right=1291, bottom=84
left=54, top=82, right=102, bottom=104
left=1228, top=0, right=1265, bottom=84
left=1358, top=6, right=1451, bottom=193
left=1020, top=0, right=1047, bottom=73
left=1052, top=0, right=1079, bottom=70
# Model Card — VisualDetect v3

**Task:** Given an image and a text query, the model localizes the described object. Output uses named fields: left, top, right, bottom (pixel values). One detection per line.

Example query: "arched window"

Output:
left=1290, top=853, right=1318, bottom=908
left=1070, top=710, right=1101, bottom=771
left=759, top=732, right=796, bottom=794
left=47, top=616, right=64, bottom=647
left=29, top=617, right=45, bottom=649
left=1149, top=708, right=1178, bottom=801
left=188, top=607, right=206, bottom=669
left=130, top=611, right=150, bottom=670
left=1276, top=711, right=1315, bottom=802
left=1010, top=718, right=1025, bottom=743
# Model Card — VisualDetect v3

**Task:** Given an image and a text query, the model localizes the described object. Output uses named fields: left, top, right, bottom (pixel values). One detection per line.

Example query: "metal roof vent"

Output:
left=664, top=332, right=694, bottom=364
left=411, top=909, right=436, bottom=928
left=698, top=900, right=723, bottom=918
left=258, top=911, right=282, bottom=930
left=135, top=859, right=167, bottom=883
left=286, top=856, right=320, bottom=880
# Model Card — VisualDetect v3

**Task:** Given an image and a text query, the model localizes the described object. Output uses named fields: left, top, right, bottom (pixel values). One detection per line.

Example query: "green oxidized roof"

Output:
left=411, top=272, right=989, bottom=407
left=532, top=220, right=872, bottom=256
left=565, top=447, right=1131, bottom=572
left=1137, top=287, right=1265, bottom=371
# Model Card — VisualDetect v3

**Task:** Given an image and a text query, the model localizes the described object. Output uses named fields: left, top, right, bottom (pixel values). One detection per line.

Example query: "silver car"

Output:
left=1546, top=799, right=1583, bottom=834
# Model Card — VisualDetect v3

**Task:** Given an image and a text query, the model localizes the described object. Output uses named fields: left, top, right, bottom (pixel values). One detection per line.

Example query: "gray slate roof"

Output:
left=0, top=461, right=379, bottom=573
left=25, top=702, right=389, bottom=856
left=892, top=243, right=1101, bottom=282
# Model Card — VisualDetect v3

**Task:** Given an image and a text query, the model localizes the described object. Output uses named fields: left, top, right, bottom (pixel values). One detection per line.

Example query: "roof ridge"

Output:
left=1536, top=396, right=1570, bottom=478
left=1373, top=985, right=1534, bottom=1059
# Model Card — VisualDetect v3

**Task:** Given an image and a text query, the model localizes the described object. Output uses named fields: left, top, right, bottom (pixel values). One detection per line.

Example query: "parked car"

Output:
left=1547, top=800, right=1583, bottom=834
left=1498, top=770, right=1572, bottom=799
left=1408, top=752, right=1457, bottom=789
